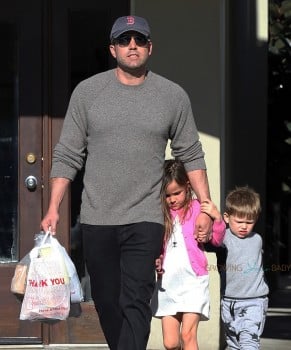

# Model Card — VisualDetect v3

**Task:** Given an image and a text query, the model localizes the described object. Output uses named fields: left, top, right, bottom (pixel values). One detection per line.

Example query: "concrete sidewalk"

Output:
left=261, top=339, right=291, bottom=350
left=260, top=272, right=291, bottom=350
left=1, top=274, right=290, bottom=350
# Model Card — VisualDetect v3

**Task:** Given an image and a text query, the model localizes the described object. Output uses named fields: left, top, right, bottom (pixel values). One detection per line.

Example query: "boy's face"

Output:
left=223, top=213, right=256, bottom=238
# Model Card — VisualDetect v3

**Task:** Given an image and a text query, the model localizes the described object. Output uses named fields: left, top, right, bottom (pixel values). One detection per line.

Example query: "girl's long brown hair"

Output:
left=160, top=159, right=193, bottom=241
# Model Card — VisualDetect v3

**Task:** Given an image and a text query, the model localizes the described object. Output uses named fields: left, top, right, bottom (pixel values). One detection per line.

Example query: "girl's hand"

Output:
left=155, top=255, right=164, bottom=277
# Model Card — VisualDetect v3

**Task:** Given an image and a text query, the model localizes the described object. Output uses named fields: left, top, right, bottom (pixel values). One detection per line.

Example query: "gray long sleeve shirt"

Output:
left=51, top=69, right=206, bottom=226
left=223, top=228, right=269, bottom=298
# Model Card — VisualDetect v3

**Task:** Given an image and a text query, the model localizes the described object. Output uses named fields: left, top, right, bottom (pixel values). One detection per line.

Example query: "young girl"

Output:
left=151, top=159, right=225, bottom=350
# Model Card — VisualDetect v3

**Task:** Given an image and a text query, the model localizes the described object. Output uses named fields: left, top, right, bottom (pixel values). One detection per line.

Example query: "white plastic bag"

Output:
left=20, top=232, right=71, bottom=321
left=49, top=235, right=84, bottom=303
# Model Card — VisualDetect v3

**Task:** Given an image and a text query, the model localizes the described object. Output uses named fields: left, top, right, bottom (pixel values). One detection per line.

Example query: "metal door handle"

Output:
left=25, top=175, right=37, bottom=191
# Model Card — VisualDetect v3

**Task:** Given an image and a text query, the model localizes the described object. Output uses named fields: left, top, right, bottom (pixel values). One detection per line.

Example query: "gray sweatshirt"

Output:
left=51, top=69, right=206, bottom=226
left=223, top=228, right=269, bottom=298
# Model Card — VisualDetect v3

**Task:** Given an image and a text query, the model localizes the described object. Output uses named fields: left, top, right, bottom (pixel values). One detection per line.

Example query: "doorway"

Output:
left=0, top=0, right=129, bottom=345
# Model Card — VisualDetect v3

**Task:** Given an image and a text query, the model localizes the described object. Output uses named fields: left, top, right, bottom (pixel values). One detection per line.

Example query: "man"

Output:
left=41, top=15, right=212, bottom=350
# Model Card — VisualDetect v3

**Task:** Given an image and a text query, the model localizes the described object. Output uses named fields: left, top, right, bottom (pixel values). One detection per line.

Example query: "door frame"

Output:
left=1, top=0, right=129, bottom=345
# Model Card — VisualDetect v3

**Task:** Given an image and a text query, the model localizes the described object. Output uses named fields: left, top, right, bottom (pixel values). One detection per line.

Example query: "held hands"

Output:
left=195, top=199, right=223, bottom=243
left=194, top=211, right=213, bottom=243
left=200, top=199, right=222, bottom=221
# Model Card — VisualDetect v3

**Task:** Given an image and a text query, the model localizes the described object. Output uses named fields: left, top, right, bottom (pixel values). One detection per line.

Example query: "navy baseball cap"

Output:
left=110, top=15, right=151, bottom=40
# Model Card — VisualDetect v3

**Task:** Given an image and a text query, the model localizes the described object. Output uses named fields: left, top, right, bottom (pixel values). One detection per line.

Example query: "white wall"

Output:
left=133, top=0, right=225, bottom=206
left=131, top=1, right=225, bottom=349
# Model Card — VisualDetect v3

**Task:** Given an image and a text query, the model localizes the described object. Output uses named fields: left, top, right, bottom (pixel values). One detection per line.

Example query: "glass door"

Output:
left=0, top=0, right=129, bottom=345
left=0, top=0, right=44, bottom=344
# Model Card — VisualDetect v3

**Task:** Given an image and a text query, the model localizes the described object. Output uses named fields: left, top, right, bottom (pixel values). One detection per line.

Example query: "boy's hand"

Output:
left=200, top=199, right=222, bottom=222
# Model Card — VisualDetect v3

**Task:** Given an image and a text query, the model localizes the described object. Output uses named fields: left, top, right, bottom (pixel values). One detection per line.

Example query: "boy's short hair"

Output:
left=225, top=186, right=261, bottom=220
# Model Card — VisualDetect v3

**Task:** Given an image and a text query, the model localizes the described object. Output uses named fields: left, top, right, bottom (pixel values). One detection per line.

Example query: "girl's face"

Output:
left=223, top=213, right=256, bottom=238
left=165, top=180, right=188, bottom=211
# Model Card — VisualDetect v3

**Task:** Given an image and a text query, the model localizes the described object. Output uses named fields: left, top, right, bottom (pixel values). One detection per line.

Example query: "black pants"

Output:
left=81, top=222, right=164, bottom=350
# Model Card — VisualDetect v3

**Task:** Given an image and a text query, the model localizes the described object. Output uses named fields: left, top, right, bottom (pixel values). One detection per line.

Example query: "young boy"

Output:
left=201, top=186, right=269, bottom=349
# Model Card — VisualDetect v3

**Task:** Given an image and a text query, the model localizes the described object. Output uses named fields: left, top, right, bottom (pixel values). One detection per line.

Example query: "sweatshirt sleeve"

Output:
left=169, top=88, right=206, bottom=172
left=50, top=84, right=88, bottom=180
left=210, top=220, right=226, bottom=246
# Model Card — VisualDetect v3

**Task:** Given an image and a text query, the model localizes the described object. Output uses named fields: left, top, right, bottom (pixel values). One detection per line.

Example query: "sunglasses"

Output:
left=113, top=34, right=150, bottom=47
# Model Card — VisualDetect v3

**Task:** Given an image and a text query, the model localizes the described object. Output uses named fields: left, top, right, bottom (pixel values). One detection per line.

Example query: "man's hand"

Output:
left=40, top=208, right=59, bottom=235
left=40, top=177, right=70, bottom=235
left=186, top=169, right=212, bottom=243
left=194, top=212, right=213, bottom=243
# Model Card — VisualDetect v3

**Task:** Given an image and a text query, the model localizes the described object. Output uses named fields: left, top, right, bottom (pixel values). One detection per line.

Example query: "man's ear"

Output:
left=223, top=212, right=229, bottom=223
left=109, top=44, right=116, bottom=58
left=148, top=41, right=153, bottom=56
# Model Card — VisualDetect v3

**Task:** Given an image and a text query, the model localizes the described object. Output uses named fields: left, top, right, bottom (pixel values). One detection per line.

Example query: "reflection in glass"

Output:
left=0, top=23, right=18, bottom=262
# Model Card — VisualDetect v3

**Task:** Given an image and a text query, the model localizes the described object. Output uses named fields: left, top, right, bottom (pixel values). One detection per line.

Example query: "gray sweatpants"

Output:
left=221, top=296, right=268, bottom=349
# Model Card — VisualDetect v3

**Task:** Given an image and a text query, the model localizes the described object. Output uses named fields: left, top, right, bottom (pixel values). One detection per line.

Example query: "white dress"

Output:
left=151, top=216, right=210, bottom=320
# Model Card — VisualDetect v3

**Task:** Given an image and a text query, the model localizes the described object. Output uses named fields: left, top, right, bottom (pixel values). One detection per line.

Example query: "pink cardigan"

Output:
left=165, top=199, right=225, bottom=276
